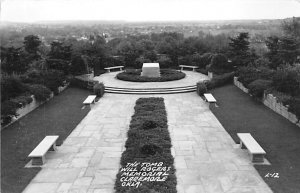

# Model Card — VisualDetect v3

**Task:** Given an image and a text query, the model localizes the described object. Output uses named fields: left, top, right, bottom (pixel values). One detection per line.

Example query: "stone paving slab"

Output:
left=162, top=93, right=273, bottom=193
left=22, top=92, right=272, bottom=193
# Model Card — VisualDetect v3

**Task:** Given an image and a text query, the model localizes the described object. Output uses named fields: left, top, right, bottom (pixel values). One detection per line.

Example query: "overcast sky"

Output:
left=1, top=0, right=300, bottom=22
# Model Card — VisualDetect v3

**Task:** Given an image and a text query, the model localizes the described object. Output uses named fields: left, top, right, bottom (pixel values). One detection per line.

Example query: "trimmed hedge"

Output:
left=93, top=82, right=105, bottom=97
left=206, top=72, right=235, bottom=90
left=196, top=82, right=207, bottom=96
left=116, top=69, right=185, bottom=82
left=70, top=74, right=98, bottom=90
left=114, top=97, right=177, bottom=193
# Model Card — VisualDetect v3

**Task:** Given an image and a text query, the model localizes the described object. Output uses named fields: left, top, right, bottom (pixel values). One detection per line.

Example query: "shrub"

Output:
left=1, top=75, right=28, bottom=102
left=141, top=119, right=159, bottom=130
left=93, top=82, right=105, bottom=97
left=157, top=57, right=173, bottom=69
left=21, top=69, right=65, bottom=94
left=114, top=97, right=176, bottom=193
left=248, top=79, right=272, bottom=99
left=265, top=89, right=292, bottom=104
left=206, top=72, right=235, bottom=90
left=196, top=68, right=208, bottom=75
left=196, top=82, right=207, bottom=96
left=197, top=53, right=214, bottom=69
left=237, top=66, right=261, bottom=87
left=284, top=98, right=300, bottom=120
left=70, top=75, right=98, bottom=90
left=140, top=143, right=162, bottom=156
left=237, top=65, right=275, bottom=88
left=27, top=84, right=52, bottom=102
left=116, top=69, right=185, bottom=82
left=10, top=94, right=33, bottom=108
left=272, top=67, right=300, bottom=96
left=207, top=53, right=233, bottom=74
left=1, top=100, right=18, bottom=126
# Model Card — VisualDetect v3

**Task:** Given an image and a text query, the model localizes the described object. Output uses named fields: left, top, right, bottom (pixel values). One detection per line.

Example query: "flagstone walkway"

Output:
left=23, top=92, right=273, bottom=193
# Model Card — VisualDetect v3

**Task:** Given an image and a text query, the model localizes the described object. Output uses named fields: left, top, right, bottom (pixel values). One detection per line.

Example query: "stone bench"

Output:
left=104, top=66, right=124, bottom=73
left=237, top=133, right=266, bottom=163
left=28, top=135, right=59, bottom=165
left=83, top=95, right=97, bottom=106
left=179, top=65, right=198, bottom=71
left=204, top=93, right=217, bottom=107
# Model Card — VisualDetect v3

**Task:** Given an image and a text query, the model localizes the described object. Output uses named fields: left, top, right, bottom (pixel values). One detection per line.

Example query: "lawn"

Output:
left=1, top=87, right=91, bottom=193
left=210, top=84, right=300, bottom=193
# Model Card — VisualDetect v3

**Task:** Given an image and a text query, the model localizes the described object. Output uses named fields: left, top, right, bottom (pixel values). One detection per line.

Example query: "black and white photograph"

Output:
left=1, top=0, right=300, bottom=193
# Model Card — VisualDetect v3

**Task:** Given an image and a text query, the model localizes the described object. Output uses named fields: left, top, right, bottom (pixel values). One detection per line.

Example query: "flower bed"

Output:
left=116, top=69, right=185, bottom=82
left=114, top=97, right=177, bottom=193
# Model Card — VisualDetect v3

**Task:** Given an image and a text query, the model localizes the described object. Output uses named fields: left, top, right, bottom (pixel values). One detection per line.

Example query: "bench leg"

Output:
left=49, top=143, right=57, bottom=151
left=32, top=156, right=45, bottom=166
left=193, top=68, right=195, bottom=72
left=252, top=154, right=264, bottom=163
left=240, top=141, right=246, bottom=149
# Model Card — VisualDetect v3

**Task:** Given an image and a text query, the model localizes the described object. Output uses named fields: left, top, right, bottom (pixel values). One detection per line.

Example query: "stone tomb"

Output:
left=141, top=63, right=160, bottom=77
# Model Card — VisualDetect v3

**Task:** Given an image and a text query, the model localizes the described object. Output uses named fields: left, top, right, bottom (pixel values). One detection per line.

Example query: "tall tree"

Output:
left=1, top=46, right=28, bottom=74
left=228, top=32, right=252, bottom=66
left=23, top=35, right=41, bottom=61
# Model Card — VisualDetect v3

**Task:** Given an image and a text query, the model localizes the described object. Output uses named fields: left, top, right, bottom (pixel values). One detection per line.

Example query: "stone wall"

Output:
left=234, top=77, right=300, bottom=127
left=263, top=93, right=300, bottom=127
left=233, top=77, right=249, bottom=93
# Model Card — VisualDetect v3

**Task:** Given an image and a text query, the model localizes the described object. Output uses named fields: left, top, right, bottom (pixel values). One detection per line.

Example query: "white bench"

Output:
left=83, top=95, right=97, bottom=105
left=237, top=133, right=266, bottom=163
left=104, top=66, right=124, bottom=73
left=28, top=135, right=59, bottom=165
left=204, top=93, right=217, bottom=107
left=179, top=65, right=198, bottom=71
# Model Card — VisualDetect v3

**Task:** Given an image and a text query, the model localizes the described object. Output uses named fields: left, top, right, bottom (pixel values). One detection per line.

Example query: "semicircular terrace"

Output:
left=93, top=71, right=209, bottom=94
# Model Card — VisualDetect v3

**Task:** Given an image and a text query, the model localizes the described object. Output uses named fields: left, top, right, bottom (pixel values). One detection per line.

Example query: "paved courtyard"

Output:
left=22, top=72, right=272, bottom=193
left=23, top=92, right=272, bottom=193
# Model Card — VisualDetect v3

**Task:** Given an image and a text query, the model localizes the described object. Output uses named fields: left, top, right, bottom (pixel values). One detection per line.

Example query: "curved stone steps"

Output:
left=105, top=85, right=196, bottom=94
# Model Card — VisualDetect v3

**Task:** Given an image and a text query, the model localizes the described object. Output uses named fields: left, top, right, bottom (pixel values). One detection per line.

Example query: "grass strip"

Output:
left=114, top=97, right=177, bottom=193
left=1, top=87, right=91, bottom=193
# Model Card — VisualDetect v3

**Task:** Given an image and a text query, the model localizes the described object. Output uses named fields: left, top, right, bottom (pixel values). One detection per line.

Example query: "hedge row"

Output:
left=70, top=74, right=99, bottom=90
left=116, top=69, right=185, bottom=82
left=114, top=97, right=177, bottom=193
left=1, top=76, right=53, bottom=126
left=196, top=72, right=235, bottom=96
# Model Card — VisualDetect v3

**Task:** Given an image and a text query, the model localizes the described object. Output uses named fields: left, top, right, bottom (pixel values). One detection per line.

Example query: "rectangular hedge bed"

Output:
left=114, top=97, right=177, bottom=193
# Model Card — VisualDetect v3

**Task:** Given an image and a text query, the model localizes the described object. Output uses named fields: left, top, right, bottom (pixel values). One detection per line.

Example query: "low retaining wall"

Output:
left=233, top=77, right=249, bottom=93
left=263, top=93, right=300, bottom=127
left=1, top=83, right=69, bottom=130
left=233, top=77, right=299, bottom=127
